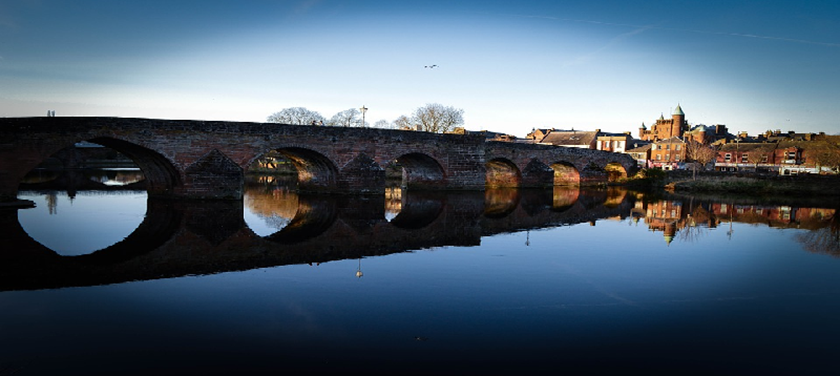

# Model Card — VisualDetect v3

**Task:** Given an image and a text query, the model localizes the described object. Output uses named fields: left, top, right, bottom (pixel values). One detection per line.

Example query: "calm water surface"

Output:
left=3, top=180, right=840, bottom=375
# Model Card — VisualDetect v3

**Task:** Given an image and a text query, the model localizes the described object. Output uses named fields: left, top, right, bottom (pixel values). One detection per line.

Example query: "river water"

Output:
left=2, top=172, right=840, bottom=375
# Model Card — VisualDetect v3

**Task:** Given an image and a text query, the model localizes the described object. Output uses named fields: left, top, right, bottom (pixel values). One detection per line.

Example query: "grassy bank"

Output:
left=622, top=169, right=840, bottom=197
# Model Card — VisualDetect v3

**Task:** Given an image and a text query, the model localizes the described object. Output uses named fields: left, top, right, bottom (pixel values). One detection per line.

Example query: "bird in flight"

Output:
left=424, top=64, right=438, bottom=68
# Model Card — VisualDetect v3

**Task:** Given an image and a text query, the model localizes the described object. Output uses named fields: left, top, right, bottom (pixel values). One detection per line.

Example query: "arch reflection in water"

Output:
left=484, top=188, right=520, bottom=218
left=243, top=180, right=337, bottom=243
left=387, top=190, right=445, bottom=229
left=385, top=186, right=402, bottom=222
left=244, top=183, right=300, bottom=237
left=17, top=190, right=147, bottom=256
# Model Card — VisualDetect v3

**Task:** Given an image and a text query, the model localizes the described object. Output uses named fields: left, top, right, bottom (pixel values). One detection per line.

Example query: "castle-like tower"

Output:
left=639, top=104, right=687, bottom=141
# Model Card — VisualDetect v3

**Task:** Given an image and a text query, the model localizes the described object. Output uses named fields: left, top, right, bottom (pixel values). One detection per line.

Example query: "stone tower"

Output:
left=670, top=104, right=685, bottom=138
left=639, top=104, right=688, bottom=141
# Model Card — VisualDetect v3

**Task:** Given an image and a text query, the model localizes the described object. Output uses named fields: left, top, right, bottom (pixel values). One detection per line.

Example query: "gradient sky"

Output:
left=1, top=0, right=839, bottom=137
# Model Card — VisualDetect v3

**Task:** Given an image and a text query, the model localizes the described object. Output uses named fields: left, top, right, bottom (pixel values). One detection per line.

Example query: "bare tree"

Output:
left=393, top=115, right=413, bottom=130
left=686, top=140, right=718, bottom=180
left=373, top=119, right=390, bottom=129
left=328, top=108, right=364, bottom=127
left=266, top=107, right=325, bottom=125
left=809, top=139, right=840, bottom=174
left=411, top=103, right=464, bottom=133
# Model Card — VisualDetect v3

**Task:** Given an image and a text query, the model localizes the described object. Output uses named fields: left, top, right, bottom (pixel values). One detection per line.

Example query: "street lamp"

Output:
left=359, top=105, right=368, bottom=127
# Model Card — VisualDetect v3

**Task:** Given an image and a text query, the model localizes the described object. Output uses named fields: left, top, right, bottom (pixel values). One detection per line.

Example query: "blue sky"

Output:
left=1, top=0, right=839, bottom=137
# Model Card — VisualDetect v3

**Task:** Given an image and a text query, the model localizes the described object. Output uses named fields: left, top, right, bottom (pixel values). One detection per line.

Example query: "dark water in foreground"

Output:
left=3, top=181, right=840, bottom=375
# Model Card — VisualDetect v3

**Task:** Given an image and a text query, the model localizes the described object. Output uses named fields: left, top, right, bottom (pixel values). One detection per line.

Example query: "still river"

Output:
left=3, top=171, right=840, bottom=375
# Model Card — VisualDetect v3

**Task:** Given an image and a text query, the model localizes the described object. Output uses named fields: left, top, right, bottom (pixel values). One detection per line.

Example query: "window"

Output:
left=656, top=154, right=662, bottom=160
left=725, top=153, right=731, bottom=162
left=762, top=155, right=768, bottom=163
left=675, top=154, right=681, bottom=161
left=676, top=145, right=681, bottom=151
left=741, top=153, right=749, bottom=163
left=665, top=144, right=670, bottom=150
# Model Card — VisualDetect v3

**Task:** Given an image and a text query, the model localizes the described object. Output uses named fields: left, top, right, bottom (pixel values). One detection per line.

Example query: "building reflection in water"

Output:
left=630, top=196, right=837, bottom=247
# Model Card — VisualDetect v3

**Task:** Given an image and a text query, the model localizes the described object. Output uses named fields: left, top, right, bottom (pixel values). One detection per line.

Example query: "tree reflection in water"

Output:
left=796, top=212, right=840, bottom=257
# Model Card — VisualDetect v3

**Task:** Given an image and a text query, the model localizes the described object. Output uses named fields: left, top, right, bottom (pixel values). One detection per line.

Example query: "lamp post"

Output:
left=359, top=105, right=368, bottom=127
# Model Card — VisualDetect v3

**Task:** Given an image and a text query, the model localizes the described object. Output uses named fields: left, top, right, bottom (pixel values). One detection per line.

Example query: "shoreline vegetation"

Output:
left=622, top=169, right=840, bottom=199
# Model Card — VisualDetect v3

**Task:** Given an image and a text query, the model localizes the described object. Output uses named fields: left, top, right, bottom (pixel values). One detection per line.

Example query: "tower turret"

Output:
left=671, top=104, right=685, bottom=138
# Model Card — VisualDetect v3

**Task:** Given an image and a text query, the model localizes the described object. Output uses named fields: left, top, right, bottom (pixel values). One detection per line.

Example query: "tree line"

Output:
left=266, top=103, right=464, bottom=133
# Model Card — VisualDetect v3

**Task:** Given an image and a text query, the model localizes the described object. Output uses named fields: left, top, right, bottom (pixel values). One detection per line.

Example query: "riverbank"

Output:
left=623, top=170, right=840, bottom=198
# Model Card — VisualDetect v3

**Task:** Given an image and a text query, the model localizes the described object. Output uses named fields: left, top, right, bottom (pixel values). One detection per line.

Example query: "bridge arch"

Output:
left=17, top=137, right=179, bottom=198
left=389, top=153, right=446, bottom=190
left=485, top=158, right=521, bottom=188
left=550, top=162, right=581, bottom=186
left=259, top=147, right=340, bottom=192
left=605, top=162, right=628, bottom=183
left=87, top=137, right=181, bottom=197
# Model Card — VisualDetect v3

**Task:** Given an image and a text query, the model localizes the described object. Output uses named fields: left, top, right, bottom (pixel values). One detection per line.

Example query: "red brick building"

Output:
left=649, top=137, right=687, bottom=170
left=639, top=105, right=688, bottom=142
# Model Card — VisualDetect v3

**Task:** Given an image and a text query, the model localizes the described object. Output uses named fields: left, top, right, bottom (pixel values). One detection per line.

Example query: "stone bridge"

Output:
left=0, top=117, right=637, bottom=201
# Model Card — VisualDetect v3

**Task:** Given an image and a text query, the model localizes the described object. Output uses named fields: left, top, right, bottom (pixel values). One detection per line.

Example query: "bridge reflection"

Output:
left=3, top=185, right=840, bottom=291
left=2, top=185, right=632, bottom=290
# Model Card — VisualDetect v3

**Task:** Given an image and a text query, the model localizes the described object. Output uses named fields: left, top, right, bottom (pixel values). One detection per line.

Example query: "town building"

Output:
left=713, top=135, right=840, bottom=175
left=626, top=144, right=652, bottom=167
left=715, top=143, right=779, bottom=172
left=525, top=128, right=554, bottom=142
left=595, top=132, right=634, bottom=153
left=535, top=129, right=600, bottom=149
left=639, top=105, right=688, bottom=142
left=649, top=137, right=687, bottom=170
